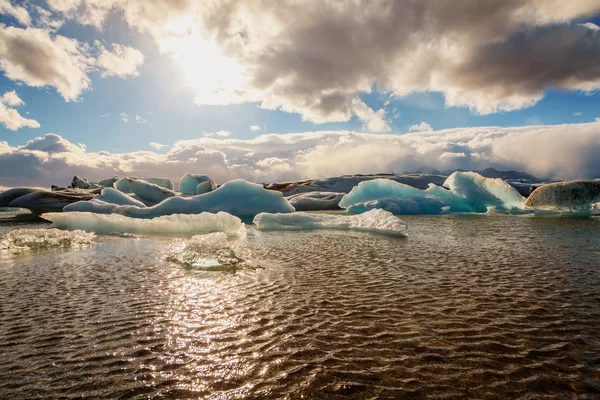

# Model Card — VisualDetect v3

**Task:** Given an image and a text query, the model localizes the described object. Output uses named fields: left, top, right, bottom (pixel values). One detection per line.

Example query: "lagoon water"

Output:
left=1, top=213, right=600, bottom=398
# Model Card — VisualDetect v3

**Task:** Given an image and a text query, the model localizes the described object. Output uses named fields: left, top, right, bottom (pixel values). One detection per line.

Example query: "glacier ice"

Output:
left=195, top=180, right=216, bottom=195
left=43, top=211, right=245, bottom=236
left=287, top=191, right=345, bottom=211
left=66, top=179, right=295, bottom=219
left=339, top=172, right=526, bottom=215
left=179, top=173, right=212, bottom=195
left=97, top=176, right=118, bottom=187
left=114, top=177, right=132, bottom=193
left=167, top=232, right=248, bottom=271
left=126, top=178, right=177, bottom=204
left=0, top=228, right=96, bottom=251
left=253, top=208, right=407, bottom=237
left=525, top=180, right=600, bottom=212
left=114, top=177, right=173, bottom=193
left=93, top=188, right=146, bottom=207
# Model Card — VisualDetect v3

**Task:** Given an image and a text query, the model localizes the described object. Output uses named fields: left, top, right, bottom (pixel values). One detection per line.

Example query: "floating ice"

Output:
left=339, top=172, right=525, bottom=214
left=253, top=209, right=407, bottom=237
left=126, top=178, right=177, bottom=204
left=93, top=188, right=146, bottom=207
left=97, top=177, right=118, bottom=188
left=287, top=191, right=345, bottom=211
left=63, top=200, right=121, bottom=214
left=167, top=232, right=247, bottom=271
left=71, top=175, right=100, bottom=189
left=114, top=177, right=173, bottom=193
left=43, top=211, right=245, bottom=236
left=525, top=180, right=600, bottom=212
left=179, top=173, right=212, bottom=195
left=195, top=180, right=216, bottom=195
left=0, top=228, right=96, bottom=251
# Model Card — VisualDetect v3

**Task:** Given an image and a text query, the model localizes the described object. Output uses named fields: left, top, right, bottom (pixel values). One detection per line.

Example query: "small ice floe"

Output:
left=253, top=208, right=407, bottom=237
left=167, top=232, right=249, bottom=271
left=525, top=180, right=600, bottom=214
left=0, top=228, right=96, bottom=252
left=42, top=211, right=245, bottom=236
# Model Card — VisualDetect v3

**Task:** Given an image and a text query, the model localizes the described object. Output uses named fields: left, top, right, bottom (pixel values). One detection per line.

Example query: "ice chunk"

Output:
left=443, top=171, right=525, bottom=212
left=179, top=173, right=212, bottom=195
left=93, top=188, right=146, bottom=207
left=0, top=188, right=39, bottom=206
left=0, top=228, right=96, bottom=251
left=126, top=178, right=177, bottom=204
left=63, top=200, right=120, bottom=214
left=114, top=177, right=173, bottom=193
left=195, top=180, right=216, bottom=195
left=525, top=180, right=600, bottom=212
left=71, top=175, right=101, bottom=189
left=43, top=211, right=245, bottom=236
left=97, top=177, right=118, bottom=187
left=339, top=172, right=525, bottom=215
left=8, top=190, right=96, bottom=214
left=167, top=232, right=247, bottom=271
left=287, top=191, right=344, bottom=211
left=339, top=179, right=448, bottom=214
left=254, top=209, right=407, bottom=237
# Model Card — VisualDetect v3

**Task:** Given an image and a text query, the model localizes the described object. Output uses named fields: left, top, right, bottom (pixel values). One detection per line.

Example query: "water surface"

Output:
left=1, top=215, right=599, bottom=398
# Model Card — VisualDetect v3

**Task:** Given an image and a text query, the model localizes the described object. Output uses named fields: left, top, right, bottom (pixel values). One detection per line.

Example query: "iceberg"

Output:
left=525, top=180, right=600, bottom=212
left=195, top=180, right=216, bottom=195
left=0, top=188, right=39, bottom=206
left=179, top=173, right=212, bottom=195
left=43, top=211, right=245, bottom=236
left=7, top=189, right=98, bottom=214
left=114, top=177, right=174, bottom=193
left=92, top=187, right=146, bottom=207
left=67, top=179, right=295, bottom=220
left=70, top=175, right=101, bottom=189
left=0, top=228, right=96, bottom=251
left=63, top=200, right=120, bottom=214
left=97, top=177, right=118, bottom=188
left=287, top=191, right=345, bottom=211
left=253, top=208, right=407, bottom=237
left=339, top=172, right=525, bottom=215
left=126, top=178, right=178, bottom=204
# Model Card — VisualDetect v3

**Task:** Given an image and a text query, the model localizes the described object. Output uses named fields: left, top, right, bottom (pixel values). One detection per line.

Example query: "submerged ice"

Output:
left=339, top=172, right=526, bottom=214
left=253, top=209, right=407, bottom=237
left=167, top=232, right=248, bottom=271
left=43, top=211, right=244, bottom=236
left=0, top=228, right=96, bottom=251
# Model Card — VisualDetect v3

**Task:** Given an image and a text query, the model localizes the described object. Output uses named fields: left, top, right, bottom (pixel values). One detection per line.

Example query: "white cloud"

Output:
left=351, top=99, right=391, bottom=132
left=149, top=142, right=169, bottom=150
left=408, top=121, right=433, bottom=132
left=0, top=0, right=31, bottom=26
left=100, top=113, right=110, bottom=117
left=120, top=112, right=128, bottom=123
left=204, top=130, right=232, bottom=138
left=0, top=90, right=39, bottom=130
left=250, top=125, right=261, bottom=132
left=135, top=115, right=147, bottom=124
left=1, top=121, right=600, bottom=187
left=44, top=0, right=600, bottom=121
left=96, top=43, right=144, bottom=78
left=0, top=25, right=143, bottom=101
left=574, top=112, right=583, bottom=116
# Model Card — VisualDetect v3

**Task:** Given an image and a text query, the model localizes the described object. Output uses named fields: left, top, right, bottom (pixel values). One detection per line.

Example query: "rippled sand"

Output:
left=1, top=215, right=600, bottom=399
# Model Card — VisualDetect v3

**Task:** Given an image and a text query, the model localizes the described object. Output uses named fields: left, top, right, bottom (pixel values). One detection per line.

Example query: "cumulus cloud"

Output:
left=250, top=125, right=260, bottom=132
left=135, top=115, right=147, bottom=124
left=0, top=0, right=31, bottom=26
left=149, top=142, right=168, bottom=150
left=204, top=130, right=232, bottom=138
left=0, top=24, right=143, bottom=101
left=45, top=0, right=600, bottom=122
left=120, top=112, right=128, bottom=122
left=0, top=90, right=39, bottom=130
left=408, top=122, right=433, bottom=133
left=1, top=122, right=599, bottom=187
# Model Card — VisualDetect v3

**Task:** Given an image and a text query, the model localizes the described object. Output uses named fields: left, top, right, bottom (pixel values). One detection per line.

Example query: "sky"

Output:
left=0, top=0, right=600, bottom=186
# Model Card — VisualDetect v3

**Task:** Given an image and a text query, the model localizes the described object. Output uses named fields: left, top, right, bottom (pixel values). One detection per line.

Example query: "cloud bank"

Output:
left=1, top=122, right=599, bottom=188
left=43, top=0, right=600, bottom=126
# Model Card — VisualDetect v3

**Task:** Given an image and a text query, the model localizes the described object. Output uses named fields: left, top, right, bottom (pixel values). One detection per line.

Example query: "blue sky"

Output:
left=0, top=1, right=599, bottom=185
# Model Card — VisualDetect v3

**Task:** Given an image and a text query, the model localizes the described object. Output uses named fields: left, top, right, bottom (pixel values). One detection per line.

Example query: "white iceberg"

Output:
left=0, top=228, right=96, bottom=251
left=525, top=180, right=600, bottom=212
left=195, top=180, right=216, bottom=195
left=287, top=191, right=344, bottom=211
left=179, top=173, right=212, bottom=195
left=253, top=209, right=407, bottom=237
left=126, top=178, right=178, bottom=204
left=339, top=172, right=525, bottom=214
left=43, top=211, right=245, bottom=236
left=92, top=188, right=146, bottom=207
